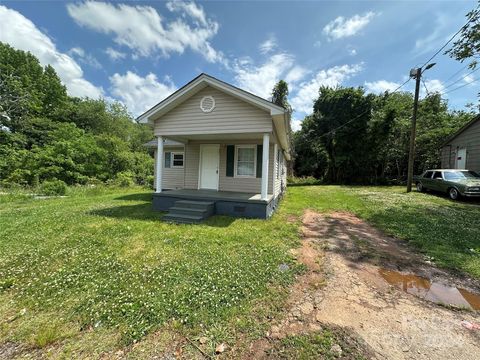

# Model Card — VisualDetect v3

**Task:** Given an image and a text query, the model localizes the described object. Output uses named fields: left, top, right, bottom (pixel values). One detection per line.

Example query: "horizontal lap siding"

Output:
left=442, top=120, right=480, bottom=172
left=185, top=144, right=200, bottom=189
left=154, top=86, right=273, bottom=136
left=184, top=141, right=276, bottom=194
left=154, top=147, right=185, bottom=189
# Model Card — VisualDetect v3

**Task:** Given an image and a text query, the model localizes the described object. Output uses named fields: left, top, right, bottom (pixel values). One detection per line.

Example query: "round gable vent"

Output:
left=200, top=96, right=215, bottom=113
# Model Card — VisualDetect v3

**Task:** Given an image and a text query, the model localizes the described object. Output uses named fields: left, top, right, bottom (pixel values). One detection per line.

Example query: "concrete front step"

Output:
left=163, top=200, right=216, bottom=224
left=168, top=206, right=210, bottom=217
left=174, top=200, right=215, bottom=210
left=163, top=213, right=205, bottom=224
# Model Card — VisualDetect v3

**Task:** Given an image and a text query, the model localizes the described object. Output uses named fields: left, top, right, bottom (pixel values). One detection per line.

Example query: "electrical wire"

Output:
left=421, top=78, right=430, bottom=96
left=317, top=78, right=412, bottom=139
left=440, top=77, right=479, bottom=95
left=442, top=67, right=480, bottom=91
left=419, top=4, right=479, bottom=70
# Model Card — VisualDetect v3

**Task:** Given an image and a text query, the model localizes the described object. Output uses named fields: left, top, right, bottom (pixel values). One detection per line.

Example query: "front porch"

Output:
left=153, top=189, right=278, bottom=220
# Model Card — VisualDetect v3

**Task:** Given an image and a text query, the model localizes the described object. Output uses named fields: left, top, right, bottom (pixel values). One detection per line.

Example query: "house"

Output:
left=139, top=73, right=290, bottom=222
left=440, top=115, right=480, bottom=173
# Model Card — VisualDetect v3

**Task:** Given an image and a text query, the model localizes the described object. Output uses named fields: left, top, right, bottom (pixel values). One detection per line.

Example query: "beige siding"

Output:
left=182, top=140, right=276, bottom=194
left=441, top=120, right=480, bottom=172
left=154, top=147, right=185, bottom=190
left=153, top=86, right=273, bottom=136
left=185, top=143, right=200, bottom=189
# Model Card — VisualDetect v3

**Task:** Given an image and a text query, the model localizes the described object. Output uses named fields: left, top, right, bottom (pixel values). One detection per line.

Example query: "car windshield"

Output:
left=444, top=171, right=480, bottom=180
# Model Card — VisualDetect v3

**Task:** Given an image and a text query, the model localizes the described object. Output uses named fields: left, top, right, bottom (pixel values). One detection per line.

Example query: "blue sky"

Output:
left=1, top=0, right=478, bottom=130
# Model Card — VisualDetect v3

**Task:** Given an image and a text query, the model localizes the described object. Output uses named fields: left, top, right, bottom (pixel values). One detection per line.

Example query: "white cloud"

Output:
left=0, top=5, right=103, bottom=98
left=291, top=118, right=303, bottom=132
left=348, top=48, right=357, bottom=56
left=105, top=47, right=127, bottom=61
left=414, top=15, right=450, bottom=55
left=67, top=1, right=223, bottom=63
left=166, top=0, right=207, bottom=26
left=109, top=71, right=177, bottom=116
left=323, top=12, right=376, bottom=40
left=364, top=80, right=400, bottom=94
left=291, top=64, right=363, bottom=114
left=285, top=66, right=309, bottom=85
left=259, top=35, right=277, bottom=55
left=423, top=79, right=445, bottom=95
left=68, top=46, right=102, bottom=69
left=233, top=53, right=296, bottom=99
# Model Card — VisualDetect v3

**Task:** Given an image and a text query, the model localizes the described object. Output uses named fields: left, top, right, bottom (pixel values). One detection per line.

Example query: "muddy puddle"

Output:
left=379, top=269, right=480, bottom=310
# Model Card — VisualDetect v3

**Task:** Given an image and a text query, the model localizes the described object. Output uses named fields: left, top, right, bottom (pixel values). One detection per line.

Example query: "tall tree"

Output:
left=447, top=2, right=480, bottom=70
left=271, top=80, right=291, bottom=111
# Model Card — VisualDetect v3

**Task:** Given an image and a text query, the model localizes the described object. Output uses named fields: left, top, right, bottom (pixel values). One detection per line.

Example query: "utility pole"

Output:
left=406, top=68, right=421, bottom=193
left=406, top=63, right=436, bottom=193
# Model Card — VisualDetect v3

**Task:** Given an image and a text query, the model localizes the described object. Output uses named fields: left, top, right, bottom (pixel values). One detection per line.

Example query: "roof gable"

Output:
left=441, top=114, right=480, bottom=147
left=137, top=73, right=287, bottom=124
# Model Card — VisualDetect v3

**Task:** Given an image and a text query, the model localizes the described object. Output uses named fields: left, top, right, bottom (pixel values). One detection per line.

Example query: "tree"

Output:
left=271, top=80, right=291, bottom=111
left=447, top=2, right=480, bottom=70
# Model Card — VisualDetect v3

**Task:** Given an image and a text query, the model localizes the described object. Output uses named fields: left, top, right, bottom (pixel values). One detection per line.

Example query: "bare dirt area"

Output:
left=246, top=210, right=480, bottom=359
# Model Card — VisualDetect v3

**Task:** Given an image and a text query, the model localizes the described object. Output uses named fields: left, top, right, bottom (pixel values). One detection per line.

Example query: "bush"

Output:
left=112, top=171, right=135, bottom=187
left=39, top=180, right=67, bottom=196
left=287, top=176, right=322, bottom=186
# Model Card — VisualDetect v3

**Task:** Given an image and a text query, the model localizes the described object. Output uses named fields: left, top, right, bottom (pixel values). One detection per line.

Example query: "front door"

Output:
left=456, top=148, right=467, bottom=169
left=199, top=145, right=219, bottom=190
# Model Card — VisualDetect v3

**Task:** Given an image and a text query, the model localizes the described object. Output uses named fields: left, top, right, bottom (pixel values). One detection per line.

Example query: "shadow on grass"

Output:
left=114, top=193, right=153, bottom=202
left=90, top=203, right=237, bottom=227
left=90, top=203, right=164, bottom=221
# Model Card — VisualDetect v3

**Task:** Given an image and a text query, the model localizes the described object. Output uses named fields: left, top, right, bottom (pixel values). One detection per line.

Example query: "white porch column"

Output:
left=261, top=133, right=270, bottom=200
left=156, top=136, right=163, bottom=193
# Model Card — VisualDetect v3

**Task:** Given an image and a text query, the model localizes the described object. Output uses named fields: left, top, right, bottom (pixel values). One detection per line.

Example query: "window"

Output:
left=235, top=145, right=256, bottom=177
left=172, top=153, right=184, bottom=167
left=423, top=171, right=433, bottom=178
left=445, top=170, right=480, bottom=180
left=276, top=150, right=280, bottom=179
left=164, top=151, right=184, bottom=168
left=433, top=171, right=443, bottom=179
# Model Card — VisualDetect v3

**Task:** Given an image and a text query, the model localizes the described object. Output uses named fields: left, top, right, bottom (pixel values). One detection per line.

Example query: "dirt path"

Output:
left=248, top=210, right=480, bottom=359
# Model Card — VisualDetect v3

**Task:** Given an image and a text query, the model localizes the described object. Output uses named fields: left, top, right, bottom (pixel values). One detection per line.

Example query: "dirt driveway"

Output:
left=250, top=211, right=480, bottom=359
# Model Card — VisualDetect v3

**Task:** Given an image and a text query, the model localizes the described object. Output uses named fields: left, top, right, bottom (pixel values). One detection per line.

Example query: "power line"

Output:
left=444, top=64, right=469, bottom=83
left=419, top=5, right=479, bottom=70
left=440, top=76, right=478, bottom=95
left=442, top=67, right=480, bottom=91
left=421, top=78, right=430, bottom=96
left=318, top=78, right=412, bottom=139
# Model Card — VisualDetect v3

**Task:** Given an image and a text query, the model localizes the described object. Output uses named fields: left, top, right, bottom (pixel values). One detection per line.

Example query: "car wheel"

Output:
left=416, top=182, right=424, bottom=192
left=448, top=188, right=459, bottom=200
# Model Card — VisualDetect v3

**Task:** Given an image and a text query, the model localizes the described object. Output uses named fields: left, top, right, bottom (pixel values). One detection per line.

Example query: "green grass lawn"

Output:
left=0, top=185, right=478, bottom=357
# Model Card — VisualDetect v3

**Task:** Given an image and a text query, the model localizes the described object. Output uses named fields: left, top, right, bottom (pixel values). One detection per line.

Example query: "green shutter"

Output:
left=164, top=152, right=171, bottom=168
left=256, top=145, right=262, bottom=178
left=226, top=145, right=234, bottom=177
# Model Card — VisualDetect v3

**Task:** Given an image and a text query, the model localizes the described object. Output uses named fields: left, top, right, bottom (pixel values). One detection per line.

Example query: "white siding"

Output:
left=154, top=86, right=273, bottom=136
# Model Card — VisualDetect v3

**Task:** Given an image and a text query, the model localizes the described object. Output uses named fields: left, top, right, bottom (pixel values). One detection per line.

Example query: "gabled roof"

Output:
left=136, top=73, right=287, bottom=124
left=441, top=114, right=480, bottom=147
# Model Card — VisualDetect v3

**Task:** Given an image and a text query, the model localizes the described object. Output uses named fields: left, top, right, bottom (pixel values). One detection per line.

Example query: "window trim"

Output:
left=234, top=145, right=257, bottom=178
left=164, top=151, right=184, bottom=169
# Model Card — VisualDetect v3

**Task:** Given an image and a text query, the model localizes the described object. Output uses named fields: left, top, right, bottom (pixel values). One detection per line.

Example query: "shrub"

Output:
left=39, top=180, right=67, bottom=196
left=287, top=176, right=322, bottom=186
left=113, top=171, right=135, bottom=187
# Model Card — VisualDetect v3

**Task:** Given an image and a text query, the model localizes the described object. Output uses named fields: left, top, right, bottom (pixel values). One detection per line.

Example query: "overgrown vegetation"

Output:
left=293, top=88, right=473, bottom=184
left=0, top=43, right=154, bottom=190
